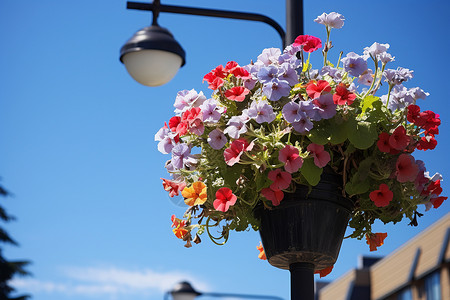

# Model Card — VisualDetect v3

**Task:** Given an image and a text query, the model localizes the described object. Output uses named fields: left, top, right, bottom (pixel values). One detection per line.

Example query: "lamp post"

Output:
left=120, top=0, right=303, bottom=86
left=165, top=281, right=284, bottom=300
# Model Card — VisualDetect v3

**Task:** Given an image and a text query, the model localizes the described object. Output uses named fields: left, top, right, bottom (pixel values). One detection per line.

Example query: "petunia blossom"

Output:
left=213, top=187, right=237, bottom=212
left=369, top=184, right=393, bottom=207
left=306, top=80, right=331, bottom=99
left=314, top=12, right=345, bottom=29
left=162, top=178, right=186, bottom=198
left=261, top=187, right=284, bottom=206
left=268, top=169, right=292, bottom=190
left=256, top=242, right=267, bottom=260
left=395, top=154, right=419, bottom=183
left=279, top=145, right=303, bottom=173
left=341, top=52, right=368, bottom=77
left=262, top=79, right=291, bottom=101
left=293, top=35, right=322, bottom=53
left=307, top=143, right=331, bottom=168
left=182, top=181, right=207, bottom=206
left=171, top=143, right=197, bottom=170
left=208, top=129, right=227, bottom=150
left=224, top=116, right=247, bottom=139
left=315, top=265, right=334, bottom=278
left=225, top=86, right=250, bottom=102
left=377, top=132, right=391, bottom=153
left=333, top=83, right=356, bottom=105
left=223, top=139, right=253, bottom=166
left=174, top=89, right=206, bottom=114
left=389, top=126, right=410, bottom=150
left=313, top=93, right=337, bottom=120
left=247, top=100, right=276, bottom=124
left=366, top=232, right=388, bottom=251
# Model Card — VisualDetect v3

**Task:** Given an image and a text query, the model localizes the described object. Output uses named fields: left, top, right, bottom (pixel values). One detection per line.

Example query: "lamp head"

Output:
left=120, top=25, right=186, bottom=86
left=170, top=281, right=201, bottom=300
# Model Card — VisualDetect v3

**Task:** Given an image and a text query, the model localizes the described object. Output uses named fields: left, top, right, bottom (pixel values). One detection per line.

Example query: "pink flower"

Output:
left=389, top=126, right=410, bottom=150
left=261, top=187, right=284, bottom=206
left=395, top=154, right=419, bottom=183
left=181, top=107, right=204, bottom=135
left=306, top=80, right=331, bottom=99
left=162, top=178, right=186, bottom=198
left=223, top=139, right=253, bottom=166
left=369, top=184, right=393, bottom=207
left=225, top=86, right=250, bottom=102
left=213, top=187, right=237, bottom=212
left=307, top=143, right=330, bottom=168
left=278, top=145, right=303, bottom=173
left=268, top=169, right=292, bottom=190
left=293, top=35, right=322, bottom=53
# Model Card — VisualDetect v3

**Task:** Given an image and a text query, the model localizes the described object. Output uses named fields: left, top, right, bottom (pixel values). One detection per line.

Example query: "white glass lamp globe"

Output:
left=120, top=25, right=185, bottom=87
left=171, top=293, right=198, bottom=300
left=122, top=49, right=183, bottom=86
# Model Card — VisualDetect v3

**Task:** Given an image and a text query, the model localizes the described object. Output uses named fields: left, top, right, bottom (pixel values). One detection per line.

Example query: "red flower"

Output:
left=407, top=104, right=421, bottom=124
left=171, top=214, right=186, bottom=228
left=377, top=132, right=391, bottom=153
left=261, top=187, right=284, bottom=206
left=431, top=196, right=447, bottom=209
left=268, top=169, right=292, bottom=191
left=417, top=136, right=437, bottom=150
left=224, top=61, right=239, bottom=72
left=315, top=265, right=333, bottom=278
left=278, top=145, right=303, bottom=173
left=306, top=80, right=331, bottom=99
left=366, top=232, right=387, bottom=251
left=423, top=180, right=443, bottom=197
left=162, top=178, right=186, bottom=198
left=169, top=116, right=181, bottom=132
left=231, top=67, right=251, bottom=79
left=395, top=154, right=419, bottom=183
left=213, top=187, right=237, bottom=212
left=208, top=77, right=224, bottom=90
left=307, top=143, right=330, bottom=168
left=225, top=86, right=250, bottom=102
left=293, top=35, right=322, bottom=52
left=333, top=83, right=356, bottom=105
left=203, top=65, right=227, bottom=84
left=223, top=139, right=253, bottom=166
left=389, top=126, right=410, bottom=150
left=369, top=184, right=393, bottom=207
left=181, top=107, right=204, bottom=135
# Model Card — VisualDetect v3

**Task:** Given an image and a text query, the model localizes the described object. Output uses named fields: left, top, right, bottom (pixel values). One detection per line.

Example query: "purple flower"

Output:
left=257, top=66, right=280, bottom=83
left=279, top=63, right=299, bottom=86
left=282, top=101, right=303, bottom=123
left=383, top=67, right=414, bottom=85
left=224, top=116, right=247, bottom=139
left=341, top=52, right=368, bottom=77
left=262, top=79, right=291, bottom=101
left=409, top=87, right=429, bottom=101
left=155, top=125, right=177, bottom=154
left=247, top=100, right=276, bottom=124
left=208, top=129, right=227, bottom=150
left=313, top=94, right=337, bottom=119
left=200, top=98, right=223, bottom=123
left=171, top=143, right=197, bottom=170
left=314, top=12, right=345, bottom=29
left=292, top=117, right=314, bottom=134
left=174, top=89, right=206, bottom=114
left=358, top=70, right=374, bottom=86
left=319, top=66, right=344, bottom=81
left=257, top=48, right=281, bottom=66
left=379, top=52, right=395, bottom=64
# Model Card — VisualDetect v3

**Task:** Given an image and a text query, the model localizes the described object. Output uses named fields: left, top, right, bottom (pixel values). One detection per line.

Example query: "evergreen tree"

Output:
left=0, top=184, right=31, bottom=300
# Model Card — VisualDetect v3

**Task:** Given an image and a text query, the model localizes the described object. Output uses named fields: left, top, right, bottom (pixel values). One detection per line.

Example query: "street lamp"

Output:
left=120, top=0, right=303, bottom=86
left=165, top=281, right=284, bottom=300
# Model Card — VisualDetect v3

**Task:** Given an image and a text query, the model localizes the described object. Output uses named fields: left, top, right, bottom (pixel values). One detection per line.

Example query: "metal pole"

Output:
left=285, top=0, right=303, bottom=46
left=289, top=263, right=314, bottom=300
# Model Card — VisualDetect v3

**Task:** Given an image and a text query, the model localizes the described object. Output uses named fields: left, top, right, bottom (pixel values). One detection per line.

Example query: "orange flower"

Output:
left=366, top=232, right=388, bottom=251
left=172, top=226, right=188, bottom=239
left=182, top=181, right=207, bottom=206
left=315, top=265, right=333, bottom=278
left=256, top=242, right=267, bottom=260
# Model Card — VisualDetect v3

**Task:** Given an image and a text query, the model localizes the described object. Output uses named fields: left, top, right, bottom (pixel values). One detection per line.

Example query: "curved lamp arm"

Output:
left=126, top=1, right=286, bottom=47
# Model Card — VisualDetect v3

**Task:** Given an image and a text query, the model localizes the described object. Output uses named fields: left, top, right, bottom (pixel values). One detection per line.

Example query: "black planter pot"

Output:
left=258, top=170, right=354, bottom=271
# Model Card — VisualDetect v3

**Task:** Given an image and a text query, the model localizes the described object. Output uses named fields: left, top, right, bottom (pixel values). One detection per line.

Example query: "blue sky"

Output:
left=1, top=0, right=449, bottom=300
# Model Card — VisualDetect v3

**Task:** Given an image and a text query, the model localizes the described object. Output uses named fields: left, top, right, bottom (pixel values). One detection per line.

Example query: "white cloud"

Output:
left=10, top=266, right=209, bottom=299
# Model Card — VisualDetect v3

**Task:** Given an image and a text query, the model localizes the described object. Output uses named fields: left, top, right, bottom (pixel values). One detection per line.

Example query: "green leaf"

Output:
left=360, top=95, right=380, bottom=115
left=346, top=119, right=377, bottom=149
left=328, top=120, right=348, bottom=145
left=301, top=159, right=323, bottom=186
left=345, top=172, right=370, bottom=195
left=308, top=124, right=329, bottom=145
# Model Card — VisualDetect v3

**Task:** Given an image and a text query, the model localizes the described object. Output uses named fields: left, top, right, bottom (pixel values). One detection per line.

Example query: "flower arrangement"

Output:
left=156, top=12, right=446, bottom=255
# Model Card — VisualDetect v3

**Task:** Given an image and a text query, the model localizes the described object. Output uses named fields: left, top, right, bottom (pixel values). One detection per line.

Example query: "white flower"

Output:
left=314, top=12, right=345, bottom=29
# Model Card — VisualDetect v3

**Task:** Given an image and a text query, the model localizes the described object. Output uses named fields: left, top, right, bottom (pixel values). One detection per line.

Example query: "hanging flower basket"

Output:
left=156, top=12, right=447, bottom=276
left=256, top=169, right=353, bottom=270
